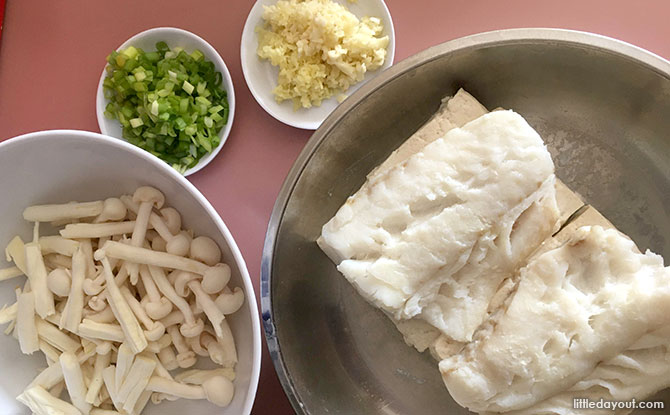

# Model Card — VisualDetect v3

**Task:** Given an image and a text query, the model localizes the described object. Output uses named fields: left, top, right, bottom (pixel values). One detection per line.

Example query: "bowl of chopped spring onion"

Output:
left=96, top=27, right=235, bottom=176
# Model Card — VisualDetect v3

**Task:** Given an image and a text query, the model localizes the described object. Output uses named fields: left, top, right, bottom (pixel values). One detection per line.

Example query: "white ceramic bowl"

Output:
left=0, top=131, right=260, bottom=415
left=96, top=27, right=235, bottom=176
left=240, top=0, right=395, bottom=130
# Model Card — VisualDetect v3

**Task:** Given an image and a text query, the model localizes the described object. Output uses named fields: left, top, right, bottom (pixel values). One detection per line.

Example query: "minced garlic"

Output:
left=256, top=0, right=389, bottom=109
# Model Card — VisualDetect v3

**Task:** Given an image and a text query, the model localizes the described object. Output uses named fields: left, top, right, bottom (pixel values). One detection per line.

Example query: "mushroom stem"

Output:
left=23, top=201, right=104, bottom=222
left=120, top=285, right=165, bottom=342
left=84, top=351, right=111, bottom=405
left=83, top=306, right=116, bottom=323
left=60, top=221, right=140, bottom=239
left=97, top=241, right=209, bottom=274
left=35, top=318, right=80, bottom=352
left=147, top=265, right=204, bottom=338
left=60, top=351, right=92, bottom=415
left=127, top=187, right=165, bottom=285
left=146, top=376, right=234, bottom=407
left=17, top=385, right=82, bottom=415
left=167, top=325, right=196, bottom=368
left=59, top=247, right=85, bottom=332
left=0, top=266, right=23, bottom=282
left=17, top=291, right=39, bottom=354
left=38, top=236, right=79, bottom=256
left=93, top=198, right=127, bottom=223
left=77, top=239, right=97, bottom=279
left=78, top=320, right=125, bottom=343
left=186, top=334, right=209, bottom=357
left=25, top=243, right=55, bottom=319
left=157, top=346, right=179, bottom=371
left=174, top=368, right=235, bottom=384
left=99, top=256, right=147, bottom=354
left=138, top=265, right=172, bottom=320
left=188, top=279, right=226, bottom=339
left=117, top=354, right=156, bottom=413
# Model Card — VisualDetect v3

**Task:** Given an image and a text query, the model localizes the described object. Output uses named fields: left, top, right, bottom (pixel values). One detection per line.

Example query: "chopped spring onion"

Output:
left=103, top=42, right=229, bottom=173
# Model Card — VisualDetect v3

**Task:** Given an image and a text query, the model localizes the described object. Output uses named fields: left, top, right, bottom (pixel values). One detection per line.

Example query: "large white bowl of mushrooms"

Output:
left=0, top=130, right=261, bottom=415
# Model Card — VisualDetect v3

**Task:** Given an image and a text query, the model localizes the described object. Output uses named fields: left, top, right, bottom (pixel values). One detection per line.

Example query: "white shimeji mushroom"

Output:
left=60, top=247, right=86, bottom=332
left=93, top=198, right=127, bottom=223
left=215, top=286, right=245, bottom=315
left=96, top=241, right=231, bottom=295
left=138, top=265, right=172, bottom=320
left=16, top=291, right=39, bottom=354
left=175, top=367, right=236, bottom=384
left=25, top=243, right=55, bottom=319
left=0, top=265, right=23, bottom=282
left=147, top=265, right=204, bottom=338
left=38, top=236, right=79, bottom=256
left=186, top=274, right=227, bottom=339
left=17, top=385, right=81, bottom=415
left=146, top=375, right=234, bottom=407
left=127, top=186, right=165, bottom=284
left=157, top=345, right=179, bottom=371
left=98, top=256, right=147, bottom=354
left=35, top=318, right=80, bottom=353
left=0, top=302, right=17, bottom=325
left=23, top=201, right=104, bottom=223
left=120, top=285, right=165, bottom=341
left=60, top=221, right=140, bottom=239
left=167, top=325, right=197, bottom=368
left=114, top=342, right=136, bottom=393
left=78, top=320, right=126, bottom=343
left=44, top=253, right=73, bottom=271
left=83, top=306, right=115, bottom=324
left=6, top=235, right=28, bottom=274
left=124, top=195, right=191, bottom=257
left=60, top=351, right=92, bottom=415
left=3, top=187, right=245, bottom=414
left=116, top=354, right=156, bottom=413
left=47, top=268, right=71, bottom=297
left=189, top=236, right=222, bottom=267
left=159, top=207, right=181, bottom=235
left=85, top=351, right=111, bottom=405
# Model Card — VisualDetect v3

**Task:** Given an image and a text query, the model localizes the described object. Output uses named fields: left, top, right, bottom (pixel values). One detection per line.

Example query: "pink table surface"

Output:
left=1, top=0, right=670, bottom=413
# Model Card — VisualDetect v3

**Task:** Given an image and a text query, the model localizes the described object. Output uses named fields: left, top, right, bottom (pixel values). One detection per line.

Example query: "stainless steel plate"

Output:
left=261, top=29, right=670, bottom=414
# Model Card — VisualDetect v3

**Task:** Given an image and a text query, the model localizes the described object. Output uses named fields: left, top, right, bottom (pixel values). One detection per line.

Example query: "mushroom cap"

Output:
left=145, top=297, right=173, bottom=320
left=202, top=376, right=234, bottom=407
left=202, top=263, right=231, bottom=295
left=174, top=271, right=199, bottom=297
left=133, top=186, right=165, bottom=209
left=180, top=318, right=205, bottom=338
left=189, top=236, right=221, bottom=266
left=215, top=287, right=245, bottom=315
left=160, top=207, right=181, bottom=235
left=151, top=236, right=167, bottom=252
left=88, top=295, right=107, bottom=312
left=176, top=351, right=197, bottom=368
left=47, top=268, right=71, bottom=297
left=144, top=322, right=166, bottom=342
left=83, top=278, right=104, bottom=296
left=166, top=233, right=190, bottom=257
left=100, top=197, right=127, bottom=221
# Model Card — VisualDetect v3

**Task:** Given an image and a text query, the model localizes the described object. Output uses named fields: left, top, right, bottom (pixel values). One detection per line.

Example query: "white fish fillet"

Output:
left=318, top=108, right=558, bottom=344
left=439, top=225, right=670, bottom=413
left=499, top=325, right=670, bottom=415
left=487, top=208, right=669, bottom=415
